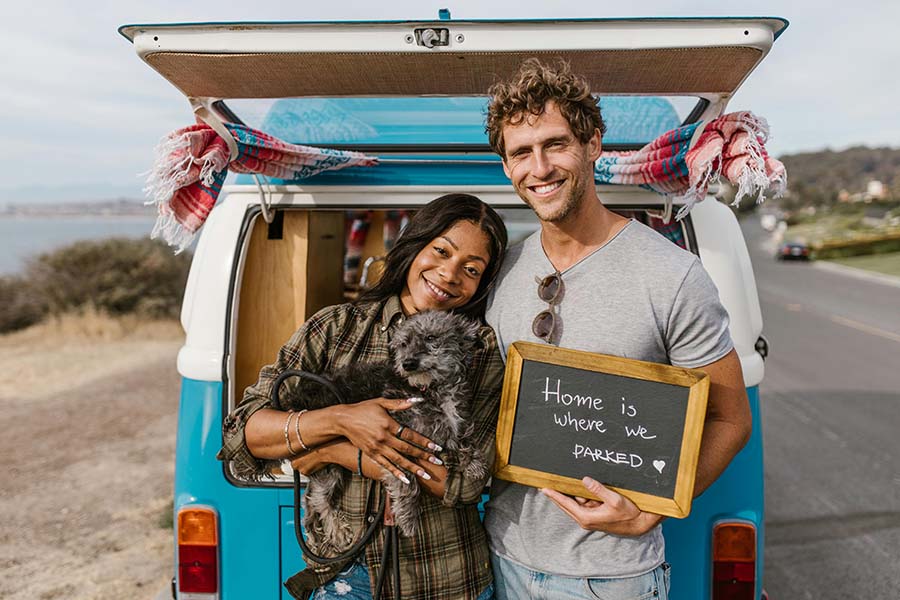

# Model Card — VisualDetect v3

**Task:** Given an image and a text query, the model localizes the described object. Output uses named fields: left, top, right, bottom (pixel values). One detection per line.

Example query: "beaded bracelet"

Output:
left=283, top=411, right=296, bottom=456
left=294, top=409, right=309, bottom=451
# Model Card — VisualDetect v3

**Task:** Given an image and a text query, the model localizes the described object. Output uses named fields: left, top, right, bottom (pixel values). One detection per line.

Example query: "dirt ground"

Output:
left=0, top=313, right=183, bottom=599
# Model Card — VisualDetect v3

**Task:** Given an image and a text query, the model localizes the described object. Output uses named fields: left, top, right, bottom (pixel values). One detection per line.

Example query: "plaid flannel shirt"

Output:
left=216, top=296, right=504, bottom=600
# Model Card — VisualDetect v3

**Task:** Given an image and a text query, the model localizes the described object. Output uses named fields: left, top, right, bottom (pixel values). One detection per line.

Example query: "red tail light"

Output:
left=712, top=522, right=756, bottom=600
left=178, top=506, right=219, bottom=595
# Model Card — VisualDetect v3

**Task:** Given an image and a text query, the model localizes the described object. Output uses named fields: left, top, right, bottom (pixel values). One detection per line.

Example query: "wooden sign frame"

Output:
left=494, top=341, right=710, bottom=518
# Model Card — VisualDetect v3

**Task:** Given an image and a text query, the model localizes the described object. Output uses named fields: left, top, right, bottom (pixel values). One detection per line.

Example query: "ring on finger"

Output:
left=395, top=425, right=405, bottom=437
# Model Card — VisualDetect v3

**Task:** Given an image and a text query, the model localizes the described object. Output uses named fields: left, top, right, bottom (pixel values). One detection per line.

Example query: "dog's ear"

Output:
left=464, top=333, right=484, bottom=352
left=462, top=315, right=484, bottom=353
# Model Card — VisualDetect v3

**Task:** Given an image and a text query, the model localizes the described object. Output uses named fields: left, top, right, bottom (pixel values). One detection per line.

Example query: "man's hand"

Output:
left=541, top=477, right=663, bottom=536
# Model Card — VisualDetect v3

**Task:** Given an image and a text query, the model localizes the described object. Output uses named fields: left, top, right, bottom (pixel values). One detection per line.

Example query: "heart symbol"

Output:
left=653, top=460, right=666, bottom=474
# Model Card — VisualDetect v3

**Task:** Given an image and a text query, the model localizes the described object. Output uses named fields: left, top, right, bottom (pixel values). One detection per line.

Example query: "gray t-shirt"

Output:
left=485, top=219, right=733, bottom=578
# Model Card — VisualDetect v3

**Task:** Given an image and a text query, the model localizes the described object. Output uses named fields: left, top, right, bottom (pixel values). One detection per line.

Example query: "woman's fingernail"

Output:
left=428, top=442, right=443, bottom=452
left=407, top=397, right=424, bottom=404
left=428, top=456, right=443, bottom=465
left=399, top=474, right=411, bottom=485
left=418, top=470, right=431, bottom=480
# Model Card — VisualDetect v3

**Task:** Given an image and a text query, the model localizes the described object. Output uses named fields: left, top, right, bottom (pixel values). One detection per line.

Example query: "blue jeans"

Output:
left=313, top=559, right=495, bottom=600
left=492, top=551, right=670, bottom=600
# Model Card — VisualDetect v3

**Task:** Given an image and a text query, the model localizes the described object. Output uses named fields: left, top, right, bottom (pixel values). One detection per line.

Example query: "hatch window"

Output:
left=222, top=96, right=703, bottom=150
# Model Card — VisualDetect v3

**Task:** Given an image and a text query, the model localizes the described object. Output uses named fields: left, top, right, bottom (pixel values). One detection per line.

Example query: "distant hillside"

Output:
left=0, top=183, right=144, bottom=206
left=0, top=198, right=151, bottom=217
left=778, top=146, right=900, bottom=205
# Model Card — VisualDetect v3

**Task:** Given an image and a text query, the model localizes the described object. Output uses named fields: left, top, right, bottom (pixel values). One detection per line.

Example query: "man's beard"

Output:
left=522, top=172, right=588, bottom=223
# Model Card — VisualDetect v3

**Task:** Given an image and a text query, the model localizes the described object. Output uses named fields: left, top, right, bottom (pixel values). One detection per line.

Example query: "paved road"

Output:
left=741, top=218, right=900, bottom=598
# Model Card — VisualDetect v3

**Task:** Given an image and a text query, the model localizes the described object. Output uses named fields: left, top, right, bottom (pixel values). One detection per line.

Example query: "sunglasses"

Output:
left=532, top=271, right=563, bottom=342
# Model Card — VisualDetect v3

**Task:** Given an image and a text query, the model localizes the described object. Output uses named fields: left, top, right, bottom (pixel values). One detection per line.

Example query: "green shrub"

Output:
left=814, top=235, right=900, bottom=259
left=25, top=238, right=192, bottom=319
left=157, top=501, right=174, bottom=530
left=0, top=275, right=48, bottom=333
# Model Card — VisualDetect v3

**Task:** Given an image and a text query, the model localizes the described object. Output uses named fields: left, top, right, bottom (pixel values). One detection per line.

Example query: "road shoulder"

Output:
left=814, top=260, right=900, bottom=289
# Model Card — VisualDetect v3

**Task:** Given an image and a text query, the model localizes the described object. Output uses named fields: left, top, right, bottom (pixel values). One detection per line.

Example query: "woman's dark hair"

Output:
left=358, top=193, right=508, bottom=320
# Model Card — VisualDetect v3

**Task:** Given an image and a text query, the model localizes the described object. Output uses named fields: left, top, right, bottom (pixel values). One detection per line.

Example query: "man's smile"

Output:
left=528, top=180, right=565, bottom=196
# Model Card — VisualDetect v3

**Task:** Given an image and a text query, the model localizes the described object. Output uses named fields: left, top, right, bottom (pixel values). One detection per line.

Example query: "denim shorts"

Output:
left=492, top=551, right=670, bottom=600
left=313, top=559, right=495, bottom=600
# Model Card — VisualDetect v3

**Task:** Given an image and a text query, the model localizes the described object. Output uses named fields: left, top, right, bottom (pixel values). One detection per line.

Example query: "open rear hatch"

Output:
left=120, top=16, right=787, bottom=139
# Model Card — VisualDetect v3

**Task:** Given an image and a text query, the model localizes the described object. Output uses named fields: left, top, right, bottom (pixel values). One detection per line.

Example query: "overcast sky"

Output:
left=1, top=0, right=897, bottom=201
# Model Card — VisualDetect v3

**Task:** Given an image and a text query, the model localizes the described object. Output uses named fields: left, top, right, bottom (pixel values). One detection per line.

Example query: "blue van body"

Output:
left=174, top=379, right=764, bottom=599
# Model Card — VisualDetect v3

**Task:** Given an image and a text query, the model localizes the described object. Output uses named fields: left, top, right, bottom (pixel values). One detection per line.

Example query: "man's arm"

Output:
left=691, top=348, right=751, bottom=495
left=541, top=348, right=751, bottom=535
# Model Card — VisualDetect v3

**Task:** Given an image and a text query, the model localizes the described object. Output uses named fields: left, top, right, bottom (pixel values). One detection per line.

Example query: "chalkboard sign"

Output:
left=494, top=341, right=710, bottom=518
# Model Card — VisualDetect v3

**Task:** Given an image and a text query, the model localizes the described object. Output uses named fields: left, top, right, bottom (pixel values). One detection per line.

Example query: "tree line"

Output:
left=778, top=146, right=900, bottom=208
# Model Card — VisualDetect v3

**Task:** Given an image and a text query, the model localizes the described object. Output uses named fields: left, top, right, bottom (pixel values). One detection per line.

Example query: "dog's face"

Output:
left=390, top=311, right=481, bottom=390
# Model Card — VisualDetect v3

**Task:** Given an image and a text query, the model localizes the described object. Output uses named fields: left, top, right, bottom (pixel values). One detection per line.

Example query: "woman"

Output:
left=217, top=193, right=508, bottom=600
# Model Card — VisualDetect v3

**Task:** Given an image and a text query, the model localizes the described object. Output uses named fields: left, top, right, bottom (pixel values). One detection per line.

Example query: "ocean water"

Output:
left=0, top=215, right=161, bottom=275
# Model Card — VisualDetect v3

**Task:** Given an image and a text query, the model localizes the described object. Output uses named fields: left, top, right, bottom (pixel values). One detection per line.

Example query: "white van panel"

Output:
left=176, top=200, right=247, bottom=381
left=691, top=200, right=765, bottom=386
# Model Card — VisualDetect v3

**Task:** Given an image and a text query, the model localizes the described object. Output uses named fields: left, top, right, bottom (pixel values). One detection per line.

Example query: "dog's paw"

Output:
left=396, top=515, right=420, bottom=538
left=458, top=447, right=488, bottom=480
left=381, top=474, right=421, bottom=538
left=393, top=501, right=421, bottom=538
left=464, top=461, right=487, bottom=481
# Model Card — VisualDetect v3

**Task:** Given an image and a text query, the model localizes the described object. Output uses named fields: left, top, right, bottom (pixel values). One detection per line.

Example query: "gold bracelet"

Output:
left=283, top=411, right=297, bottom=456
left=294, top=409, right=309, bottom=451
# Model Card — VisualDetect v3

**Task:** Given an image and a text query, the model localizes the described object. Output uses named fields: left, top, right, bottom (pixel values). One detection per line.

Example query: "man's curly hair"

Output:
left=486, top=58, right=606, bottom=158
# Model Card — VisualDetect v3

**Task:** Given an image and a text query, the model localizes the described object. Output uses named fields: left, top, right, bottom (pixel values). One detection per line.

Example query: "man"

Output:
left=484, top=59, right=752, bottom=599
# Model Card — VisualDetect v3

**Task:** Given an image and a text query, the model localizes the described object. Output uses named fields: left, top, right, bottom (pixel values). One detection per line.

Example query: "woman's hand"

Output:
left=290, top=440, right=355, bottom=476
left=333, top=397, right=443, bottom=484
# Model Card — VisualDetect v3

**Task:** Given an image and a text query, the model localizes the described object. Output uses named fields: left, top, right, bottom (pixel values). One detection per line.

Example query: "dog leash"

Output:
left=272, top=369, right=403, bottom=599
left=372, top=494, right=402, bottom=600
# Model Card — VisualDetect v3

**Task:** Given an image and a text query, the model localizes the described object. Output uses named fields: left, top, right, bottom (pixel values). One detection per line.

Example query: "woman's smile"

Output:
left=422, top=276, right=456, bottom=301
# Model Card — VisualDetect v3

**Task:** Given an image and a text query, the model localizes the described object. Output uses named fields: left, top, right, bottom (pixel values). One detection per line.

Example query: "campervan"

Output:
left=120, top=15, right=785, bottom=599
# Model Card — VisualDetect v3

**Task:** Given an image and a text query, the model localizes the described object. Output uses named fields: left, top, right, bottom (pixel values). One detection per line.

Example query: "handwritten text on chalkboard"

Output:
left=508, top=360, right=689, bottom=498
left=495, top=342, right=710, bottom=518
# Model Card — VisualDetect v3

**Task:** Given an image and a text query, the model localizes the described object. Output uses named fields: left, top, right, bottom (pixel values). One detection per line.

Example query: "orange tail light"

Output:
left=712, top=522, right=756, bottom=600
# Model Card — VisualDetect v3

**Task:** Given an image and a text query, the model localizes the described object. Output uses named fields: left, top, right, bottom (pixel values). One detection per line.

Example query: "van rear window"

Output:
left=222, top=96, right=702, bottom=149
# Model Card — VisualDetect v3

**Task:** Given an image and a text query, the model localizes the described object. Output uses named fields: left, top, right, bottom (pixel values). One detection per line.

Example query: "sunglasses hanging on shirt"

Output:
left=532, top=271, right=563, bottom=343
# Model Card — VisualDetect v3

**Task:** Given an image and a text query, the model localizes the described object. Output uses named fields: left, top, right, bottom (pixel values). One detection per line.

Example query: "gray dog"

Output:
left=281, top=310, right=488, bottom=555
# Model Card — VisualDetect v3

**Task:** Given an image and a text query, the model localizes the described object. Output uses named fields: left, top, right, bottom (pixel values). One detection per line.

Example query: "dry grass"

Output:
left=830, top=251, right=900, bottom=278
left=0, top=305, right=182, bottom=345
left=0, top=307, right=184, bottom=402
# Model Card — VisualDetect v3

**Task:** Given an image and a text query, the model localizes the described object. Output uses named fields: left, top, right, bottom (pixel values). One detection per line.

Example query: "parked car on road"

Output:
left=776, top=241, right=811, bottom=261
left=121, top=14, right=785, bottom=600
